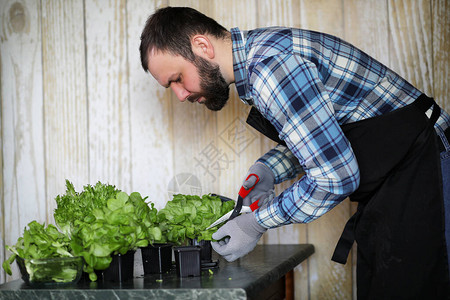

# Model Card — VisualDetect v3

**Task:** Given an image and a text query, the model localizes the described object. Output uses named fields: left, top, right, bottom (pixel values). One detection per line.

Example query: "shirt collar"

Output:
left=231, top=27, right=253, bottom=105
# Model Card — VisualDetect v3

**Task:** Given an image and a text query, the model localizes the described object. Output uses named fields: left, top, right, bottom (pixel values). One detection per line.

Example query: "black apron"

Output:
left=246, top=94, right=450, bottom=299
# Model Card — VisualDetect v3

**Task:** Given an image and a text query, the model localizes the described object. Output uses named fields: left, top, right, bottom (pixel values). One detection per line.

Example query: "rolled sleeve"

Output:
left=257, top=144, right=304, bottom=183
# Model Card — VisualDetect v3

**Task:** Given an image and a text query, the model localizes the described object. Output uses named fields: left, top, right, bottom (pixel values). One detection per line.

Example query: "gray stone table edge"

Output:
left=0, top=244, right=315, bottom=300
left=237, top=243, right=315, bottom=297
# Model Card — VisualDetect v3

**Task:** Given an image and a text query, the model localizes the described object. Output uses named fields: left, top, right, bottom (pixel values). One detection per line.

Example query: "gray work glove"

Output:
left=242, top=162, right=275, bottom=207
left=211, top=211, right=267, bottom=262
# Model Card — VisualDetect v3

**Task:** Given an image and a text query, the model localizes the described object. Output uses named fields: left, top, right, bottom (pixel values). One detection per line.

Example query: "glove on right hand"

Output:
left=241, top=162, right=275, bottom=206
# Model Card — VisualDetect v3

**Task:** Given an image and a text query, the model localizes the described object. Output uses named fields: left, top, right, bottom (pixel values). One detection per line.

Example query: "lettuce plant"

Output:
left=2, top=221, right=74, bottom=281
left=157, top=194, right=235, bottom=245
left=53, top=181, right=161, bottom=281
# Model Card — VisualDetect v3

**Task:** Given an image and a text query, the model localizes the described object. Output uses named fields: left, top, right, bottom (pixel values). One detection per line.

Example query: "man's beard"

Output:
left=189, top=55, right=230, bottom=111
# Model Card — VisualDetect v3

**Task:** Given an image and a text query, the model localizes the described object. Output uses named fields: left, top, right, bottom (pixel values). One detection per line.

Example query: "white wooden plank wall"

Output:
left=1, top=1, right=448, bottom=299
left=85, top=0, right=132, bottom=192
left=0, top=0, right=46, bottom=283
left=127, top=0, right=174, bottom=210
left=41, top=0, right=90, bottom=222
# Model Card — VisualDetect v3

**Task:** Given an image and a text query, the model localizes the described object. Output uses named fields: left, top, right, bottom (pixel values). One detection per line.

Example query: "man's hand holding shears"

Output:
left=211, top=163, right=275, bottom=262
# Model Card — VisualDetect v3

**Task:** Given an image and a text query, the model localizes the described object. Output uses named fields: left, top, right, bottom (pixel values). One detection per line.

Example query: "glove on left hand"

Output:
left=211, top=212, right=267, bottom=262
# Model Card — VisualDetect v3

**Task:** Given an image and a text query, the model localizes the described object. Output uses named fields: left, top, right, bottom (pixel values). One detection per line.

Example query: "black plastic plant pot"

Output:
left=189, top=238, right=212, bottom=263
left=102, top=250, right=135, bottom=282
left=141, top=243, right=172, bottom=274
left=173, top=246, right=201, bottom=277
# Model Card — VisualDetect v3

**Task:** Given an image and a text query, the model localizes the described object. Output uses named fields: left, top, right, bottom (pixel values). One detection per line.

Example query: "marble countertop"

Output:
left=0, top=244, right=314, bottom=300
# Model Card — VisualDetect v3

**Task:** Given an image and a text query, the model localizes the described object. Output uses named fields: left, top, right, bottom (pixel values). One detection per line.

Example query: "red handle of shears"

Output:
left=238, top=174, right=259, bottom=198
left=249, top=199, right=261, bottom=211
left=238, top=173, right=260, bottom=211
left=229, top=174, right=261, bottom=221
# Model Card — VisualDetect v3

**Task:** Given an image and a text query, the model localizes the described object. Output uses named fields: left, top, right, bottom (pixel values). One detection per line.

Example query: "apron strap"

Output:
left=412, top=94, right=441, bottom=126
left=331, top=94, right=440, bottom=265
left=246, top=107, right=287, bottom=146
left=331, top=211, right=358, bottom=264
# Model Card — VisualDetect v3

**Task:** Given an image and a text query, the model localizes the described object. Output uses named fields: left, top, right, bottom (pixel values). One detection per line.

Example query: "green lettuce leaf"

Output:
left=157, top=194, right=235, bottom=244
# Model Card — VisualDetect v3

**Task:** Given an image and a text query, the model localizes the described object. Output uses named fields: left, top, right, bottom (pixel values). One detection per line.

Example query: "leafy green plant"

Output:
left=157, top=194, right=235, bottom=245
left=2, top=221, right=75, bottom=282
left=3, top=181, right=235, bottom=283
left=54, top=180, right=121, bottom=236
left=53, top=180, right=161, bottom=281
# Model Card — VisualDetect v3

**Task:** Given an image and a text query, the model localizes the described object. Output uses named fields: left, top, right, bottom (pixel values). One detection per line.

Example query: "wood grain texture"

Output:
left=256, top=0, right=301, bottom=28
left=85, top=0, right=132, bottom=191
left=432, top=0, right=450, bottom=111
left=126, top=0, right=173, bottom=210
left=344, top=0, right=390, bottom=66
left=0, top=0, right=46, bottom=281
left=41, top=0, right=89, bottom=217
left=388, top=0, right=433, bottom=95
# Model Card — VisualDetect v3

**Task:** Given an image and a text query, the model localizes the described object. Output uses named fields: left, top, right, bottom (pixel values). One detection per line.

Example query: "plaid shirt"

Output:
left=231, top=27, right=450, bottom=228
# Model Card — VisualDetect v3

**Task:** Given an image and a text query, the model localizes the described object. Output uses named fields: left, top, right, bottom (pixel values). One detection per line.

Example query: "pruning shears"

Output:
left=206, top=174, right=260, bottom=229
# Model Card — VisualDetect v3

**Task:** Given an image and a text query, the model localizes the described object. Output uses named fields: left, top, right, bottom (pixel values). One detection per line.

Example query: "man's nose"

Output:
left=171, top=84, right=190, bottom=102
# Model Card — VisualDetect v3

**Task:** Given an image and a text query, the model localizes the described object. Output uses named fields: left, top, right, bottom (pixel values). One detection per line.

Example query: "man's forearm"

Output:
left=257, top=144, right=304, bottom=184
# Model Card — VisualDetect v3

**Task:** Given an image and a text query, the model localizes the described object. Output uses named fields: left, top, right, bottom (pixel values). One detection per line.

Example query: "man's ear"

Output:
left=191, top=35, right=215, bottom=59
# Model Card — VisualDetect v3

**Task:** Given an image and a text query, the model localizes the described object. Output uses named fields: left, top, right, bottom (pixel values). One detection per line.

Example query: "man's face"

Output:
left=147, top=50, right=230, bottom=111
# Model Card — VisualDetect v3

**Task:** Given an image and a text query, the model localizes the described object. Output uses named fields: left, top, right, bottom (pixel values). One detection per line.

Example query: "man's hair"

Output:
left=139, top=6, right=229, bottom=72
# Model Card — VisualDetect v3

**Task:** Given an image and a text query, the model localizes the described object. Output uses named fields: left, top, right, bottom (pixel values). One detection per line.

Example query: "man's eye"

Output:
left=166, top=76, right=182, bottom=88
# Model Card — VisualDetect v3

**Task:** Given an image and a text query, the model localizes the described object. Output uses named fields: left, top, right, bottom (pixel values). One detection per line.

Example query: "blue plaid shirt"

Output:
left=231, top=27, right=450, bottom=228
